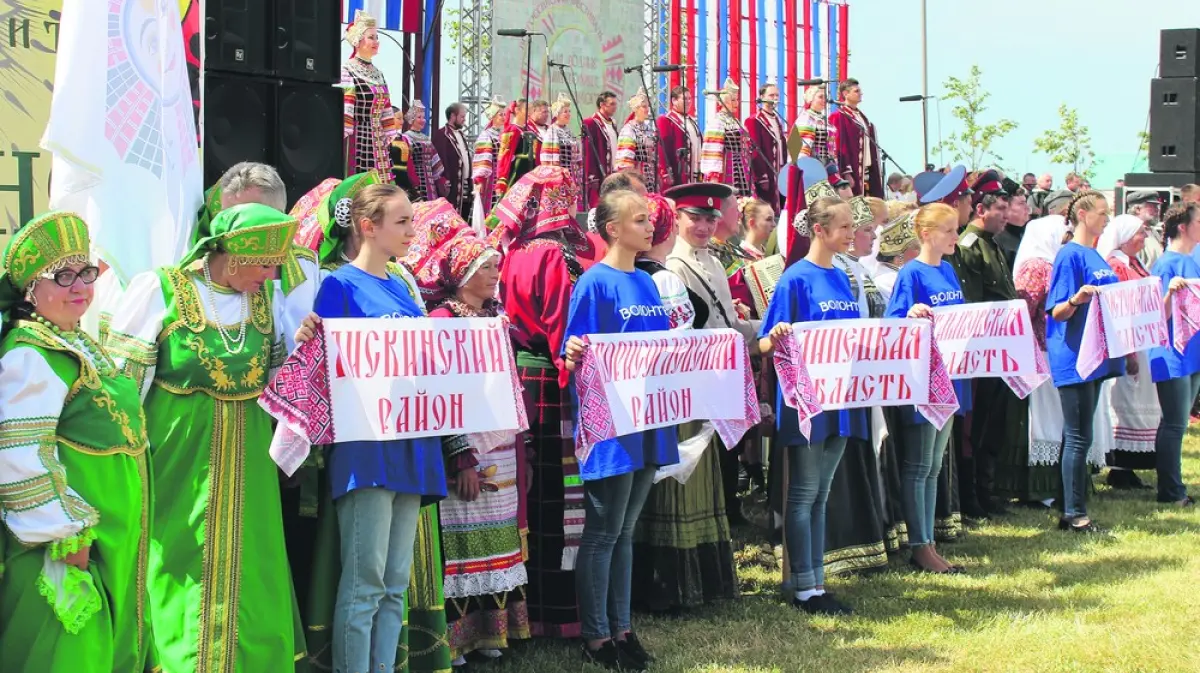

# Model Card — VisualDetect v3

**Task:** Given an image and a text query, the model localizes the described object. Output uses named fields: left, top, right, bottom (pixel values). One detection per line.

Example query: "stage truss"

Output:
left=645, top=0, right=670, bottom=112
left=457, top=0, right=493, bottom=138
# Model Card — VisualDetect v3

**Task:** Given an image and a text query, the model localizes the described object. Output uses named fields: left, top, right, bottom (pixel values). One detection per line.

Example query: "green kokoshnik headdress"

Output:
left=318, top=170, right=383, bottom=268
left=0, top=211, right=91, bottom=315
left=179, top=203, right=298, bottom=270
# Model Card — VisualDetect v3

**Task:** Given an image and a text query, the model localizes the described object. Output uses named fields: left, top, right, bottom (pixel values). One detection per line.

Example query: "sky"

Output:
left=847, top=0, right=1196, bottom=187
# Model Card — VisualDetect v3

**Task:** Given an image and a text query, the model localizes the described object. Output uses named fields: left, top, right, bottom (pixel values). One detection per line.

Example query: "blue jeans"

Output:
left=1155, top=373, right=1200, bottom=502
left=576, top=467, right=656, bottom=640
left=1059, top=382, right=1102, bottom=519
left=900, top=421, right=952, bottom=547
left=333, top=488, right=423, bottom=673
left=785, top=437, right=848, bottom=591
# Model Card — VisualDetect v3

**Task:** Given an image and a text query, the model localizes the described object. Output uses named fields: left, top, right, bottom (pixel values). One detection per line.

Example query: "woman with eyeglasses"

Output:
left=0, top=213, right=151, bottom=672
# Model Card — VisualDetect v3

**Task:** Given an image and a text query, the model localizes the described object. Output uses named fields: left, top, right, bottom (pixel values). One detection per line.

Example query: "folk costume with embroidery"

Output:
left=615, top=89, right=662, bottom=193
left=0, top=213, right=151, bottom=673
left=657, top=108, right=702, bottom=189
left=488, top=166, right=587, bottom=638
left=539, top=95, right=585, bottom=210
left=404, top=199, right=532, bottom=662
left=103, top=204, right=305, bottom=673
left=700, top=79, right=754, bottom=198
left=391, top=102, right=445, bottom=203
left=342, top=11, right=399, bottom=178
left=472, top=98, right=508, bottom=213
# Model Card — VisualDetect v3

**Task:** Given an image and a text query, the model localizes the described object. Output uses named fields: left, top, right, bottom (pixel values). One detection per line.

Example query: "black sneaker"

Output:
left=1057, top=517, right=1106, bottom=534
left=1106, top=470, right=1151, bottom=490
left=583, top=641, right=622, bottom=671
left=617, top=632, right=653, bottom=667
left=792, top=593, right=852, bottom=616
left=818, top=592, right=855, bottom=615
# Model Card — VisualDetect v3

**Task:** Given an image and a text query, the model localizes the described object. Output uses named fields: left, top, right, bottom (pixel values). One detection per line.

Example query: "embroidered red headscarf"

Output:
left=646, top=193, right=677, bottom=246
left=487, top=166, right=582, bottom=252
left=405, top=198, right=499, bottom=304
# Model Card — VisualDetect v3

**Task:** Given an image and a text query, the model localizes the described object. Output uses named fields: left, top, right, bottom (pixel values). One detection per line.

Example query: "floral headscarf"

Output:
left=405, top=198, right=499, bottom=303
left=487, top=166, right=582, bottom=252
left=647, top=194, right=676, bottom=246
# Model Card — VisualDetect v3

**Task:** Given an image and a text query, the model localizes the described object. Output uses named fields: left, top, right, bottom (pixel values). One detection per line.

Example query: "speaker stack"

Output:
left=203, top=0, right=344, bottom=207
left=1125, top=28, right=1200, bottom=203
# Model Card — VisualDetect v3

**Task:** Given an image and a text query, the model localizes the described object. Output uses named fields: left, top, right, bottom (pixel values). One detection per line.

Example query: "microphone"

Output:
left=548, top=59, right=570, bottom=69
left=898, top=94, right=925, bottom=102
left=797, top=78, right=827, bottom=86
left=622, top=65, right=644, bottom=73
left=650, top=64, right=691, bottom=73
left=497, top=28, right=542, bottom=37
left=702, top=89, right=724, bottom=97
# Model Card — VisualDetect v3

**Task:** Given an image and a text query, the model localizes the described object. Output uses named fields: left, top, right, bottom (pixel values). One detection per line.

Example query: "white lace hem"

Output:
left=443, top=563, right=528, bottom=600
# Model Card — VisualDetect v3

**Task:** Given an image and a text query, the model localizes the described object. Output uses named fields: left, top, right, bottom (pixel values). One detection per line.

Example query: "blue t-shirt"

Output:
left=315, top=264, right=447, bottom=502
left=885, top=259, right=973, bottom=422
left=1151, top=251, right=1200, bottom=381
left=563, top=263, right=681, bottom=481
left=758, top=259, right=870, bottom=446
left=1045, top=241, right=1125, bottom=387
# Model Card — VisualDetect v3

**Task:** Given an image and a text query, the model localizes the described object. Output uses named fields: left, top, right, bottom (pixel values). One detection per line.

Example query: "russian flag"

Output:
left=343, top=0, right=420, bottom=34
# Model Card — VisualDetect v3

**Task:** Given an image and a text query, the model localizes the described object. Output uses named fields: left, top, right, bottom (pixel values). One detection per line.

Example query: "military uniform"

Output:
left=948, top=206, right=1023, bottom=518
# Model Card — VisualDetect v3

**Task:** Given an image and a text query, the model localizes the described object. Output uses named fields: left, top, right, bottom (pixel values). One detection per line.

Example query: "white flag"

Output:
left=41, top=0, right=202, bottom=284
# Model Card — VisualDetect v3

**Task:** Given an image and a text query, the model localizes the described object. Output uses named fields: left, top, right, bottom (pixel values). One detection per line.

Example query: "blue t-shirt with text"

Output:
left=564, top=263, right=681, bottom=481
left=885, top=259, right=972, bottom=421
left=315, top=264, right=447, bottom=502
left=1150, top=251, right=1200, bottom=381
left=1045, top=242, right=1125, bottom=386
left=758, top=259, right=869, bottom=445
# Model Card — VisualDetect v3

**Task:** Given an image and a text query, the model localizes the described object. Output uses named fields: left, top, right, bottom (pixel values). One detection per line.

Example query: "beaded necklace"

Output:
left=30, top=313, right=116, bottom=376
left=202, top=256, right=250, bottom=355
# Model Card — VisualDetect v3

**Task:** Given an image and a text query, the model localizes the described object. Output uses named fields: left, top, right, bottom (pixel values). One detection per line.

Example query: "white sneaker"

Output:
left=478, top=649, right=503, bottom=659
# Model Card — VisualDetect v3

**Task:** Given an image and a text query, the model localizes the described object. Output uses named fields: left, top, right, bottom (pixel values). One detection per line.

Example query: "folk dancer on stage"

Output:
left=829, top=78, right=883, bottom=197
left=582, top=91, right=620, bottom=208
left=433, top=102, right=476, bottom=219
left=615, top=88, right=662, bottom=193
left=792, top=86, right=840, bottom=167
left=342, top=10, right=399, bottom=178
left=104, top=204, right=308, bottom=672
left=472, top=97, right=509, bottom=212
left=488, top=166, right=587, bottom=639
left=632, top=190, right=737, bottom=614
left=540, top=93, right=585, bottom=209
left=0, top=213, right=151, bottom=673
left=391, top=100, right=445, bottom=202
left=746, top=84, right=787, bottom=210
left=701, top=78, right=755, bottom=198
left=494, top=102, right=541, bottom=205
left=946, top=169, right=1018, bottom=520
left=525, top=99, right=550, bottom=168
left=402, top=200, right=532, bottom=666
left=657, top=86, right=702, bottom=189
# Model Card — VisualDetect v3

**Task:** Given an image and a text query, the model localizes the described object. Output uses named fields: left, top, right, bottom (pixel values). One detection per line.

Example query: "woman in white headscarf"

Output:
left=1003, top=215, right=1071, bottom=505
left=1096, top=215, right=1160, bottom=490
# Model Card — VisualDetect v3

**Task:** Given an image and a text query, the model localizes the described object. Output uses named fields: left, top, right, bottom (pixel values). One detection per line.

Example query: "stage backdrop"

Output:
left=0, top=0, right=200, bottom=249
left=490, top=0, right=644, bottom=128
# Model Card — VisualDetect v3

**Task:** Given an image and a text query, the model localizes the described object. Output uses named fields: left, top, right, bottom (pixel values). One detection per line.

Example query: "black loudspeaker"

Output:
left=204, top=0, right=270, bottom=75
left=1161, top=28, right=1200, bottom=79
left=1123, top=171, right=1200, bottom=189
left=206, top=0, right=340, bottom=83
left=276, top=83, right=345, bottom=205
left=275, top=0, right=343, bottom=83
left=203, top=73, right=275, bottom=187
left=1149, top=77, right=1200, bottom=173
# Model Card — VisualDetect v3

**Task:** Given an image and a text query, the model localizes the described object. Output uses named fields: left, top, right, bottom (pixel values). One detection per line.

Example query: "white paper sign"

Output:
left=789, top=318, right=931, bottom=410
left=931, top=300, right=1039, bottom=380
left=1098, top=277, right=1168, bottom=358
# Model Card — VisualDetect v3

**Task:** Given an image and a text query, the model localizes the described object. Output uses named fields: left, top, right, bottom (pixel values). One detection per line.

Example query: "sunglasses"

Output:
left=40, top=265, right=101, bottom=288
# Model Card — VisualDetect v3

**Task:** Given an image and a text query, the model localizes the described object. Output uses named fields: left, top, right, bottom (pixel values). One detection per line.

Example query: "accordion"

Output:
left=745, top=254, right=785, bottom=318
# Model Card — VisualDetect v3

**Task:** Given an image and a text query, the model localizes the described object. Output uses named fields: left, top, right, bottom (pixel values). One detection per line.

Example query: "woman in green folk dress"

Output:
left=0, top=212, right=151, bottom=672
left=104, top=203, right=307, bottom=672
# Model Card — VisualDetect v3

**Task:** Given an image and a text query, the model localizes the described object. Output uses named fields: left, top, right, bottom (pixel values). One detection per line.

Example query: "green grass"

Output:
left=483, top=435, right=1200, bottom=672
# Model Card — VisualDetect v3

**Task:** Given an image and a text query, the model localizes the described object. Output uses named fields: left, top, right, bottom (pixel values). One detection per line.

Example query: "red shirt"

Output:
left=499, top=239, right=577, bottom=386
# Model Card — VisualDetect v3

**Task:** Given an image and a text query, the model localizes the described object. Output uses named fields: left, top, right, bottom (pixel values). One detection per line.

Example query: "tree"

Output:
left=1137, top=130, right=1150, bottom=155
left=1033, top=104, right=1097, bottom=179
left=931, top=65, right=1018, bottom=169
left=443, top=6, right=492, bottom=67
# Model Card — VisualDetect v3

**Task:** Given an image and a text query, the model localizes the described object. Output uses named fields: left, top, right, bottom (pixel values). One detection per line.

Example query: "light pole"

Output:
left=920, top=0, right=929, bottom=169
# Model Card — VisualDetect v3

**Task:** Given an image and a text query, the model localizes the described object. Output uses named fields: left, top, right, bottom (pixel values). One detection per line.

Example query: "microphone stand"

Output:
left=551, top=62, right=603, bottom=210
left=840, top=107, right=906, bottom=183
left=631, top=65, right=663, bottom=191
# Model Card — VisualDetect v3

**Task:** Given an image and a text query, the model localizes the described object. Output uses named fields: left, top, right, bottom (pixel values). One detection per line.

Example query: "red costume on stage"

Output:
left=656, top=110, right=701, bottom=190
left=830, top=104, right=884, bottom=198
left=745, top=107, right=786, bottom=211
left=581, top=111, right=618, bottom=208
